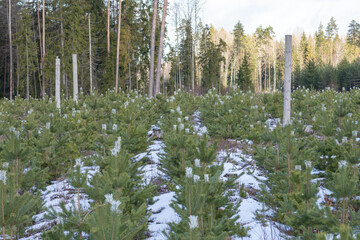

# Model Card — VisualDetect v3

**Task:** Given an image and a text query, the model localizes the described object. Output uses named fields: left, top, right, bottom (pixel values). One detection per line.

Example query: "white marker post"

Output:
left=72, top=54, right=78, bottom=102
left=283, top=35, right=292, bottom=126
left=55, top=57, right=61, bottom=111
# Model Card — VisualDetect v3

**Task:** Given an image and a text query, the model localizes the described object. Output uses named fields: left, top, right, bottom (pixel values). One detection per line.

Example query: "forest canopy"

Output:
left=1, top=0, right=360, bottom=99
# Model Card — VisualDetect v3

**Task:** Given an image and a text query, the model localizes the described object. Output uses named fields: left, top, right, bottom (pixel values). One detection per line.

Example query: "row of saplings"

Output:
left=254, top=125, right=360, bottom=240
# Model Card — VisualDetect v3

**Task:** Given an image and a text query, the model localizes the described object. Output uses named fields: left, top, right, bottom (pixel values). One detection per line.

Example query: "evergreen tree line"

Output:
left=169, top=16, right=360, bottom=93
left=0, top=0, right=162, bottom=99
left=1, top=0, right=360, bottom=99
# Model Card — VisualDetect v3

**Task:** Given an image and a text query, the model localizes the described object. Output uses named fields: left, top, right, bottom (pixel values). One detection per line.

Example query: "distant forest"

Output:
left=1, top=0, right=360, bottom=99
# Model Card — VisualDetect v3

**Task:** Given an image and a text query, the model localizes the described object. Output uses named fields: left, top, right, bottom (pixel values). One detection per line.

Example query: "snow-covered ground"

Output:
left=147, top=192, right=179, bottom=240
left=218, top=146, right=286, bottom=240
left=135, top=126, right=180, bottom=239
left=134, top=140, right=166, bottom=185
left=21, top=163, right=99, bottom=240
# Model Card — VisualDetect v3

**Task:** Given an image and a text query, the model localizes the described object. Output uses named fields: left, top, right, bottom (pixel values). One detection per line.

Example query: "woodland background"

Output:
left=1, top=0, right=360, bottom=99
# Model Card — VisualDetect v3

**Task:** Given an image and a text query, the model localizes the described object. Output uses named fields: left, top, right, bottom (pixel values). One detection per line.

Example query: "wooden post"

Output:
left=283, top=35, right=292, bottom=126
left=72, top=54, right=78, bottom=102
left=55, top=57, right=61, bottom=110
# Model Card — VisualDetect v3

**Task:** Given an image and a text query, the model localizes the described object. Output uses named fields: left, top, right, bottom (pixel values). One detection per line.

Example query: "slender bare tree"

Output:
left=155, top=0, right=168, bottom=95
left=173, top=2, right=180, bottom=91
left=115, top=0, right=122, bottom=93
left=9, top=0, right=13, bottom=100
left=60, top=0, right=67, bottom=98
left=26, top=29, right=30, bottom=99
left=89, top=13, right=93, bottom=94
left=3, top=57, right=6, bottom=98
left=148, top=0, right=158, bottom=98
left=107, top=0, right=111, bottom=54
left=36, top=0, right=43, bottom=97
left=42, top=0, right=46, bottom=98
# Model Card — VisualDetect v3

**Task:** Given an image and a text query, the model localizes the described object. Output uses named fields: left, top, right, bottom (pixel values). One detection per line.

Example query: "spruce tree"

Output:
left=328, top=161, right=358, bottom=225
left=237, top=54, right=253, bottom=91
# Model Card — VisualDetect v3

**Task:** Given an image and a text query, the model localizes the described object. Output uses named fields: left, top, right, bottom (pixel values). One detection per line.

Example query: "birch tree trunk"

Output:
left=148, top=0, right=158, bottom=98
left=283, top=35, right=292, bottom=126
left=258, top=63, right=262, bottom=92
left=154, top=0, right=167, bottom=95
left=273, top=57, right=276, bottom=92
left=89, top=13, right=93, bottom=94
left=9, top=0, right=13, bottom=100
left=115, top=0, right=122, bottom=94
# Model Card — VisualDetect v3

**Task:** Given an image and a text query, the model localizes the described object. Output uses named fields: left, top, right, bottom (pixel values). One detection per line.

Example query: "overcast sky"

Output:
left=198, top=0, right=360, bottom=39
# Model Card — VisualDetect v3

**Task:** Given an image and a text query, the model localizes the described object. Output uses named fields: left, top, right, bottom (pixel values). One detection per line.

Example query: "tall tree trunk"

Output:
left=191, top=43, right=195, bottom=93
left=224, top=57, right=228, bottom=88
left=154, top=0, right=167, bottom=95
left=194, top=0, right=199, bottom=88
left=264, top=59, right=267, bottom=91
left=3, top=56, right=6, bottom=98
left=37, top=0, right=43, bottom=98
left=258, top=63, right=262, bottom=92
left=26, top=29, right=30, bottom=99
left=42, top=0, right=46, bottom=98
left=107, top=0, right=111, bottom=54
left=89, top=13, right=93, bottom=94
left=60, top=0, right=67, bottom=99
left=129, top=61, right=131, bottom=90
left=273, top=58, right=276, bottom=92
left=174, top=5, right=179, bottom=91
left=9, top=0, right=13, bottom=100
left=115, top=0, right=122, bottom=93
left=16, top=47, right=20, bottom=97
left=148, top=0, right=158, bottom=98
left=268, top=58, right=270, bottom=92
